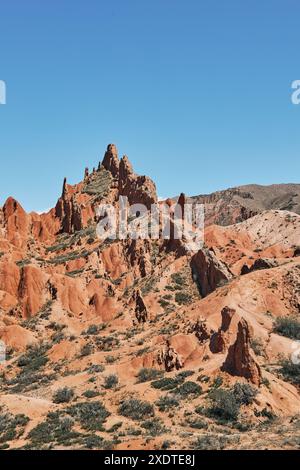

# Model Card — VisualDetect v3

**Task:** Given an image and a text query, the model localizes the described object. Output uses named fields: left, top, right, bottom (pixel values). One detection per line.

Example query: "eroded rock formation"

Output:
left=191, top=248, right=233, bottom=297
left=157, top=340, right=184, bottom=372
left=221, top=317, right=261, bottom=385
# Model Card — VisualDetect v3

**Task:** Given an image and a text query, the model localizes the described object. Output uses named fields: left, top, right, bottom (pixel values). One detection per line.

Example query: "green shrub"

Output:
left=88, top=364, right=105, bottom=374
left=151, top=377, right=180, bottom=391
left=193, top=434, right=229, bottom=450
left=175, top=292, right=192, bottom=305
left=17, top=344, right=49, bottom=371
left=119, top=399, right=154, bottom=421
left=251, top=337, right=265, bottom=356
left=279, top=359, right=300, bottom=385
left=53, top=387, right=74, bottom=404
left=185, top=417, right=208, bottom=429
left=211, top=376, right=223, bottom=389
left=171, top=273, right=186, bottom=286
left=137, top=368, right=163, bottom=383
left=176, top=370, right=194, bottom=379
left=86, top=324, right=99, bottom=335
left=232, top=382, right=258, bottom=405
left=28, top=412, right=79, bottom=446
left=83, top=434, right=103, bottom=449
left=155, top=395, right=179, bottom=412
left=103, top=374, right=118, bottom=389
left=208, top=388, right=240, bottom=422
left=141, top=418, right=166, bottom=436
left=83, top=389, right=99, bottom=398
left=273, top=316, right=300, bottom=340
left=66, top=401, right=110, bottom=431
left=80, top=343, right=93, bottom=357
left=175, top=381, right=202, bottom=398
left=0, top=412, right=29, bottom=444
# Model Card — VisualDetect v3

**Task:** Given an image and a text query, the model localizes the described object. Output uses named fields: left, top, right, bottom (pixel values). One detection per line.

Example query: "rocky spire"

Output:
left=102, top=144, right=120, bottom=178
left=210, top=306, right=236, bottom=353
left=222, top=317, right=261, bottom=386
left=62, top=177, right=67, bottom=197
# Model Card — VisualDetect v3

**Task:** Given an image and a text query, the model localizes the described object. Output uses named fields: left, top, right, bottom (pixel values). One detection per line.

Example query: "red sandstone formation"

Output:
left=222, top=317, right=262, bottom=386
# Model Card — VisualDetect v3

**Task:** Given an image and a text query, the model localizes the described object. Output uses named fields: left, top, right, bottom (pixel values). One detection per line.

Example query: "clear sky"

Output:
left=0, top=0, right=300, bottom=212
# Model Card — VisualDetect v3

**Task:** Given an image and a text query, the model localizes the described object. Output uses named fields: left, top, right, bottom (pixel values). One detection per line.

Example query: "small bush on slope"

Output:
left=279, top=359, right=300, bottom=386
left=103, top=374, right=119, bottom=389
left=53, top=387, right=74, bottom=404
left=66, top=401, right=110, bottom=431
left=155, top=395, right=179, bottom=412
left=119, top=399, right=154, bottom=421
left=137, top=368, right=163, bottom=383
left=273, top=316, right=300, bottom=340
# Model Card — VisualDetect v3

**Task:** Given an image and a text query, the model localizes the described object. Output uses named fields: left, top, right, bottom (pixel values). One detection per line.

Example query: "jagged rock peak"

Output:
left=62, top=177, right=68, bottom=197
left=119, top=155, right=134, bottom=181
left=102, top=143, right=120, bottom=177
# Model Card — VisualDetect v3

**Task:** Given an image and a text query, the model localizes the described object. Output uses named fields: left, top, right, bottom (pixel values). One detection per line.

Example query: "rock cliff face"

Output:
left=191, top=248, right=233, bottom=297
left=55, top=179, right=83, bottom=234
left=0, top=144, right=300, bottom=450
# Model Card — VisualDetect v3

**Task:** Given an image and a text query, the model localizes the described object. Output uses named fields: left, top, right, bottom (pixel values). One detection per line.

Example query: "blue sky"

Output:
left=0, top=0, right=299, bottom=212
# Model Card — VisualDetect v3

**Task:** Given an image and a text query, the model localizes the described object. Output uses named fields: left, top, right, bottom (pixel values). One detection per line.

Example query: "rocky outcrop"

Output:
left=210, top=306, right=236, bottom=353
left=191, top=248, right=233, bottom=297
left=192, top=318, right=211, bottom=343
left=100, top=146, right=157, bottom=208
left=132, top=289, right=148, bottom=323
left=55, top=179, right=83, bottom=234
left=241, top=258, right=279, bottom=275
left=2, top=197, right=30, bottom=246
left=221, top=317, right=261, bottom=385
left=157, top=340, right=184, bottom=372
left=18, top=265, right=48, bottom=318
left=118, top=155, right=157, bottom=209
left=101, top=144, right=120, bottom=178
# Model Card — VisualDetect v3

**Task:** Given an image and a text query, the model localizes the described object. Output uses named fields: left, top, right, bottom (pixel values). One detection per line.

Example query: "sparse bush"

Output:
left=17, top=344, right=49, bottom=371
left=273, top=316, right=300, bottom=340
left=175, top=381, right=202, bottom=398
left=83, top=389, right=99, bottom=398
left=279, top=359, right=300, bottom=386
left=141, top=418, right=166, bottom=436
left=171, top=273, right=186, bottom=286
left=88, top=364, right=105, bottom=374
left=105, top=355, right=116, bottom=364
left=151, top=377, right=180, bottom=391
left=232, top=382, right=258, bottom=405
left=155, top=395, right=179, bottom=412
left=175, top=292, right=192, bottom=305
left=103, top=374, right=118, bottom=389
left=28, top=412, right=78, bottom=447
left=53, top=387, right=74, bottom=404
left=119, top=399, right=154, bottom=421
left=80, top=343, right=93, bottom=357
left=84, top=434, right=103, bottom=449
left=184, top=417, right=208, bottom=429
left=208, top=388, right=240, bottom=422
left=0, top=412, right=29, bottom=445
left=211, top=376, right=223, bottom=389
left=193, top=434, right=229, bottom=450
left=137, top=368, right=163, bottom=383
left=66, top=401, right=110, bottom=431
left=251, top=337, right=266, bottom=356
left=86, top=324, right=99, bottom=335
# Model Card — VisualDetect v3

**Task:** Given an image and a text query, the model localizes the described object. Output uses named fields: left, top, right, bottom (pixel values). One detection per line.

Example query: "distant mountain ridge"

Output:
left=190, top=183, right=300, bottom=226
